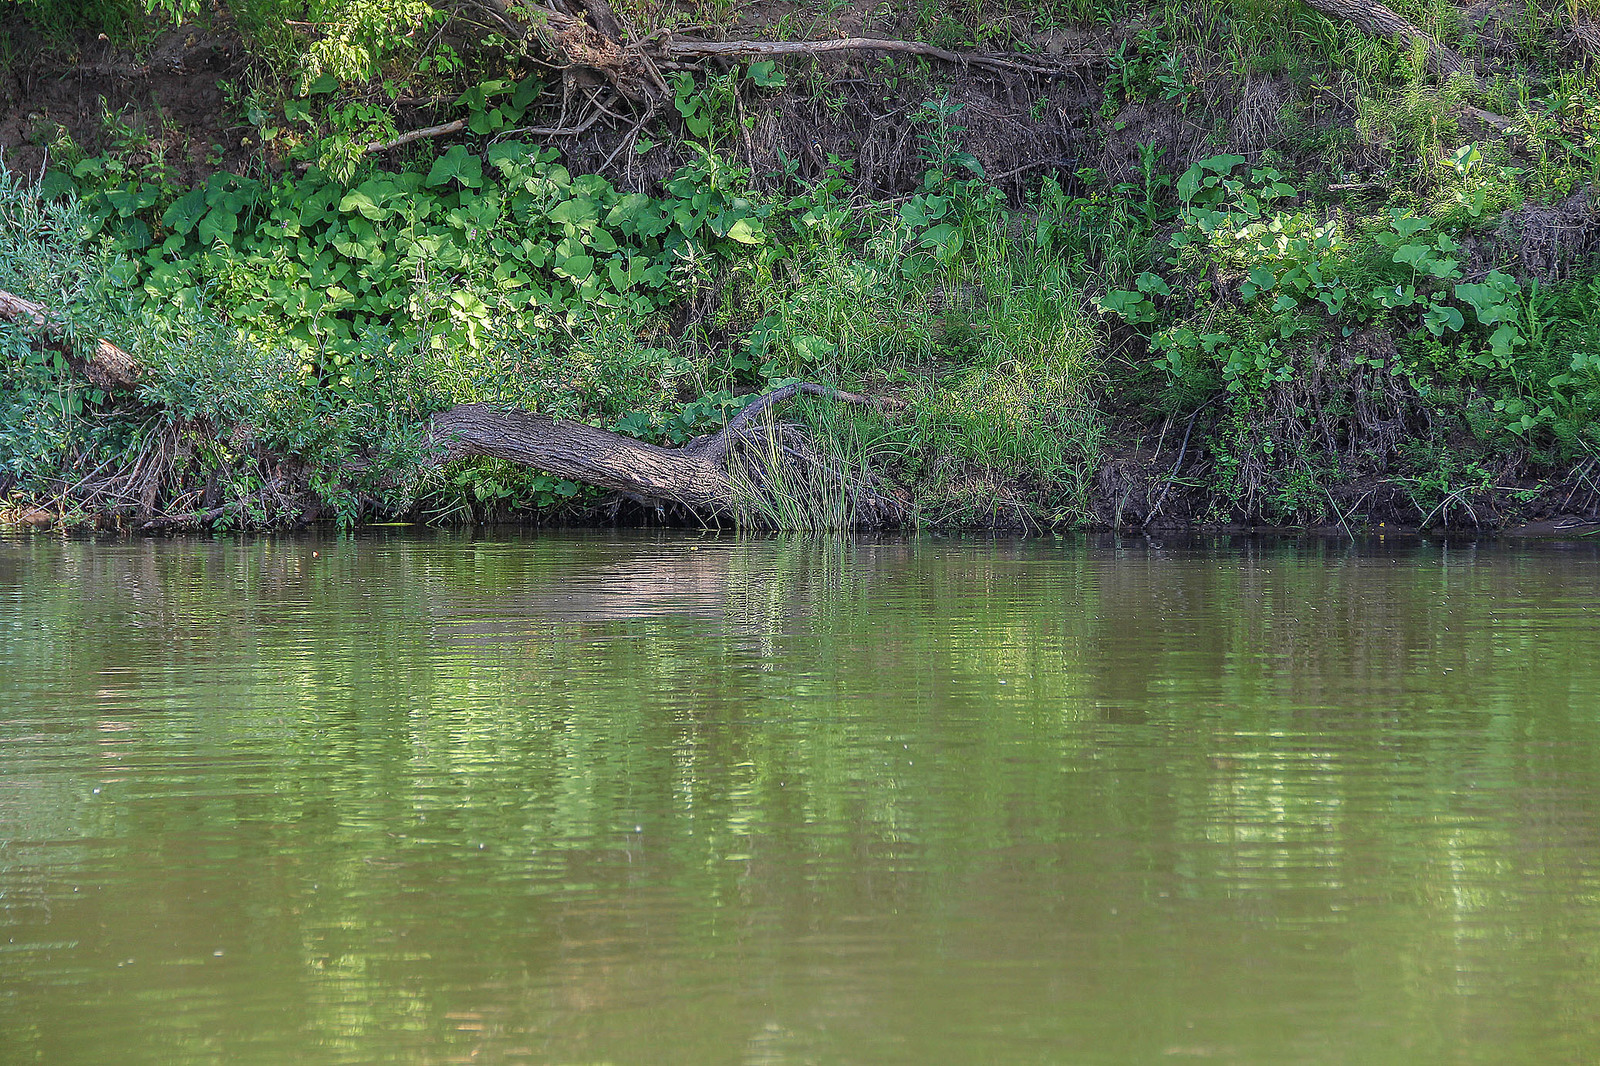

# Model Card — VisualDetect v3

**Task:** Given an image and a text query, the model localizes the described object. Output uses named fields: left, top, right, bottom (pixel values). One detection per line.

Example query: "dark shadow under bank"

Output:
left=8, top=524, right=1598, bottom=553
left=4, top=495, right=1600, bottom=538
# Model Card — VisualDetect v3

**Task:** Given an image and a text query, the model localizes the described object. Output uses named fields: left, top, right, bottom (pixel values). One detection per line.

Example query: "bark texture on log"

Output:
left=424, top=384, right=908, bottom=518
left=425, top=403, right=736, bottom=507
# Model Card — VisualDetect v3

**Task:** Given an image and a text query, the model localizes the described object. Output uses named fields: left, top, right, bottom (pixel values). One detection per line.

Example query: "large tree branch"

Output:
left=696, top=383, right=906, bottom=462
left=424, top=402, right=734, bottom=506
left=424, top=383, right=908, bottom=511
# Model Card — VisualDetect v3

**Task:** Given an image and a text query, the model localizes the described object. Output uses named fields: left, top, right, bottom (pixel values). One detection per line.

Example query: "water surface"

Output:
left=3, top=533, right=1600, bottom=1063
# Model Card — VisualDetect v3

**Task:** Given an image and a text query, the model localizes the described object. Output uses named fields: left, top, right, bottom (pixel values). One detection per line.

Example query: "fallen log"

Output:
left=0, top=288, right=139, bottom=389
left=1299, top=1, right=1513, bottom=129
left=1300, top=0, right=1467, bottom=76
left=3, top=286, right=905, bottom=526
left=425, top=384, right=908, bottom=523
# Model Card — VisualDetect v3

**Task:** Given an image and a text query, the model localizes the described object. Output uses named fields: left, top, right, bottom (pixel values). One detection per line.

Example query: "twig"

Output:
left=599, top=102, right=658, bottom=171
left=581, top=86, right=628, bottom=122
left=986, top=158, right=1072, bottom=184
left=138, top=502, right=241, bottom=533
left=501, top=101, right=608, bottom=138
left=1464, top=105, right=1514, bottom=132
left=1324, top=485, right=1355, bottom=539
left=882, top=158, right=1069, bottom=204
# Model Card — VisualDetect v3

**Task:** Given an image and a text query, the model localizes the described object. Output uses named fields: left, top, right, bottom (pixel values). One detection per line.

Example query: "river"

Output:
left=3, top=532, right=1599, bottom=1063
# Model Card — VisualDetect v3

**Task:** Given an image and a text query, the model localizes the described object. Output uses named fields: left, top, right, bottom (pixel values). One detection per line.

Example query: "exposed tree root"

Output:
left=464, top=0, right=1102, bottom=108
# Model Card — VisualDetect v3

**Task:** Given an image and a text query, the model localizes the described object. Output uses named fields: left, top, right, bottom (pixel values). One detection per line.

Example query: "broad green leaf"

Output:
left=338, top=185, right=387, bottom=220
left=727, top=217, right=763, bottom=244
left=919, top=222, right=960, bottom=249
left=196, top=207, right=238, bottom=246
left=555, top=253, right=594, bottom=280
left=162, top=188, right=208, bottom=234
left=1423, top=302, right=1465, bottom=336
left=106, top=183, right=158, bottom=217
left=1393, top=242, right=1434, bottom=268
left=1490, top=322, right=1522, bottom=357
left=1176, top=164, right=1203, bottom=204
left=1135, top=272, right=1170, bottom=296
left=549, top=197, right=600, bottom=225
left=486, top=140, right=534, bottom=171
left=747, top=60, right=785, bottom=87
left=1389, top=211, right=1432, bottom=238
left=37, top=169, right=76, bottom=200
left=1200, top=154, right=1246, bottom=175
left=792, top=334, right=836, bottom=362
left=1454, top=283, right=1509, bottom=324
left=426, top=145, right=484, bottom=189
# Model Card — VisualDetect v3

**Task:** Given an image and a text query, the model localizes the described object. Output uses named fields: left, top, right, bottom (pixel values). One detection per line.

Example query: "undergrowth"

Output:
left=5, top=0, right=1600, bottom=529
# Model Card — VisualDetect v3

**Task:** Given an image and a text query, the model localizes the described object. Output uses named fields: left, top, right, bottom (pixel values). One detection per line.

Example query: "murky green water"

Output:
left=4, top=533, right=1600, bottom=1064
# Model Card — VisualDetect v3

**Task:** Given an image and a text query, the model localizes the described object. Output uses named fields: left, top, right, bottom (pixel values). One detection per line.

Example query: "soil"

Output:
left=0, top=17, right=256, bottom=183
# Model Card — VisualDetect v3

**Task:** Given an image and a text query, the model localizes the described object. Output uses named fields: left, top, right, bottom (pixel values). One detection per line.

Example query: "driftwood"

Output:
left=0, top=288, right=139, bottom=388
left=424, top=384, right=908, bottom=520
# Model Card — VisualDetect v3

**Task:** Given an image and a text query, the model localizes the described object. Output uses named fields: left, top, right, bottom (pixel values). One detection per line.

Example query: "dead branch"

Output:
left=0, top=288, right=139, bottom=388
left=366, top=118, right=469, bottom=153
left=138, top=502, right=241, bottom=532
left=698, top=383, right=906, bottom=462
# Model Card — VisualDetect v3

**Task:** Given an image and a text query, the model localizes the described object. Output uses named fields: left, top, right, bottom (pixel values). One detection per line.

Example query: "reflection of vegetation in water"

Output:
left=6, top=536, right=1600, bottom=1060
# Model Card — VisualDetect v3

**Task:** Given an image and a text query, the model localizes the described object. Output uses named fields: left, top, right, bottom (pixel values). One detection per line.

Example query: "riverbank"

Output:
left=3, top=1, right=1598, bottom=532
